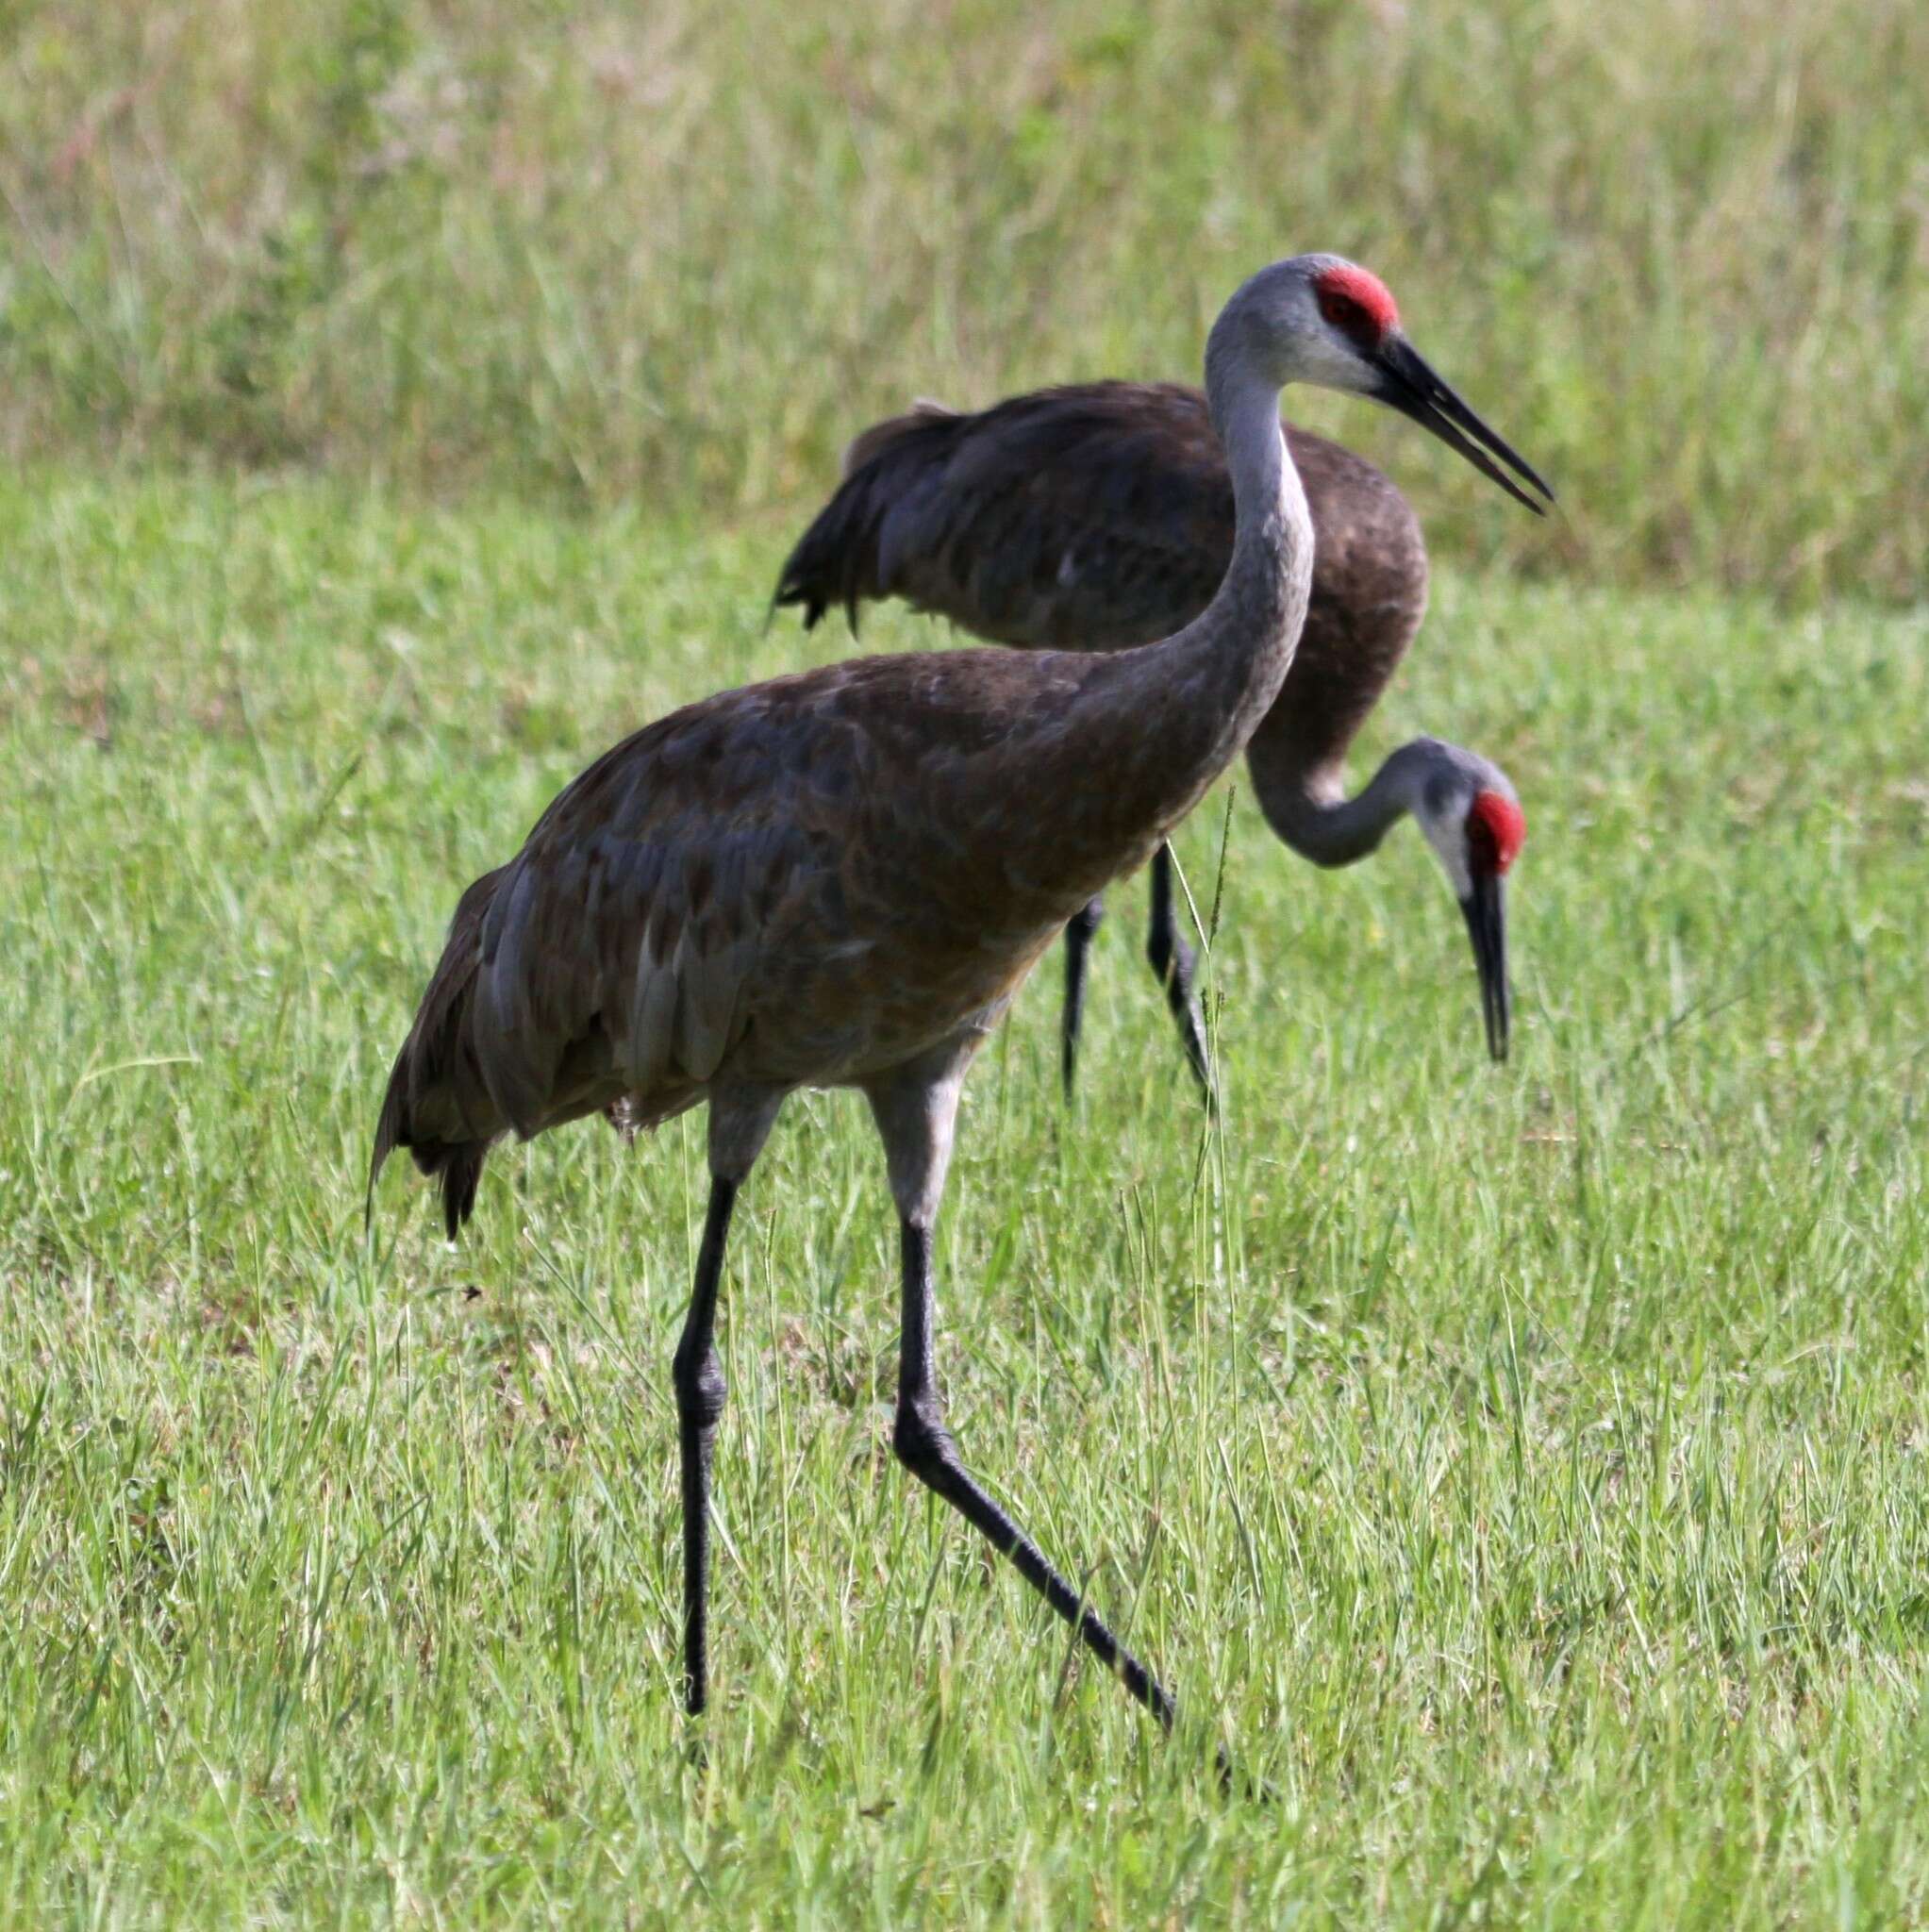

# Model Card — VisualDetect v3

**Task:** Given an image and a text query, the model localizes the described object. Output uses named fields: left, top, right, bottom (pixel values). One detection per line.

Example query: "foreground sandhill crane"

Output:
left=774, top=387, right=1529, bottom=1088
left=371, top=256, right=1548, bottom=1747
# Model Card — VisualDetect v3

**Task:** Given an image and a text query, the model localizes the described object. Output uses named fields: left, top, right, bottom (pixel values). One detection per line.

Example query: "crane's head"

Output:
left=1208, top=255, right=1555, bottom=514
left=1405, top=741, right=1525, bottom=1062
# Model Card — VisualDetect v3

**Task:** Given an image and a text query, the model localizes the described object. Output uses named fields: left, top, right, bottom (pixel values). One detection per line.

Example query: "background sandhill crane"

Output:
left=370, top=255, right=1548, bottom=1747
left=774, top=384, right=1531, bottom=1089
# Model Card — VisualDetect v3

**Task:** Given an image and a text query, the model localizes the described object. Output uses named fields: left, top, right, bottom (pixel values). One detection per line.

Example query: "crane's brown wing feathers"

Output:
left=369, top=697, right=822, bottom=1234
left=773, top=384, right=1233, bottom=650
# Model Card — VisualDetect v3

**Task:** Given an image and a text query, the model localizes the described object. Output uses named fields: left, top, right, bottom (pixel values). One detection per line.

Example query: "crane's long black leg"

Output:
left=672, top=1091, right=783, bottom=1725
left=1061, top=895, right=1106, bottom=1096
left=892, top=1217, right=1176, bottom=1731
left=1145, top=843, right=1214, bottom=1103
left=673, top=1175, right=738, bottom=1717
left=868, top=1052, right=1176, bottom=1734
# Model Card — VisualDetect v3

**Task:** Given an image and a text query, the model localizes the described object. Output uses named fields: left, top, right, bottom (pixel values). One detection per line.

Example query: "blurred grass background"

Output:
left=3, top=0, right=1926, bottom=601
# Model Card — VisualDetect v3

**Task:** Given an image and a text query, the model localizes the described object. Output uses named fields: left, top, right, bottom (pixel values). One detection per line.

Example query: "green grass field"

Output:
left=1, top=468, right=1923, bottom=1924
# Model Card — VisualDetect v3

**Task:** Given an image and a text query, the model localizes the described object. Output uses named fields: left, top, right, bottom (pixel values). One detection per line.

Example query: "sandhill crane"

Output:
left=370, top=256, right=1548, bottom=1747
left=774, top=384, right=1530, bottom=1090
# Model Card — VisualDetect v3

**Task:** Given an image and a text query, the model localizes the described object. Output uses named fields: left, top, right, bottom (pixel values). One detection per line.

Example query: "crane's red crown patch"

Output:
left=1315, top=264, right=1400, bottom=343
left=1468, top=791, right=1525, bottom=874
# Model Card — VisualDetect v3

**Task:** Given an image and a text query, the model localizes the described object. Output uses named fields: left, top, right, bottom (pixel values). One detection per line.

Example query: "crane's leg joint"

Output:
left=673, top=1343, right=727, bottom=1431
left=892, top=1390, right=957, bottom=1480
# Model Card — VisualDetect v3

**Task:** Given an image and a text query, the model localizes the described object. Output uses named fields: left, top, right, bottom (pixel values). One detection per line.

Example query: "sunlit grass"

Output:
left=0, top=469, right=1924, bottom=1924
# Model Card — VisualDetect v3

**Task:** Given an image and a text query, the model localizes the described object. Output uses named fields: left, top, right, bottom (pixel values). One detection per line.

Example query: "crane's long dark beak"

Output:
left=1459, top=874, right=1510, bottom=1062
left=1373, top=335, right=1554, bottom=515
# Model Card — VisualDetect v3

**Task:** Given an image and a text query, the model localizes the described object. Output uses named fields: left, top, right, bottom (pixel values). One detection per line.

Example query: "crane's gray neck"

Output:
left=1052, top=297, right=1315, bottom=874
left=1156, top=332, right=1313, bottom=756
left=1252, top=738, right=1436, bottom=868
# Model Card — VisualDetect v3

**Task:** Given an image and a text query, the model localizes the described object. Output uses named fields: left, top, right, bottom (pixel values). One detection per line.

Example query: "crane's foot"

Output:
left=1214, top=1740, right=1276, bottom=1803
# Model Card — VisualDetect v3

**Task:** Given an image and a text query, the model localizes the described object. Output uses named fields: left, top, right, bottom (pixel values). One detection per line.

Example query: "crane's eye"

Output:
left=1465, top=809, right=1503, bottom=876
left=1312, top=266, right=1401, bottom=345
left=1467, top=791, right=1526, bottom=874
left=1318, top=289, right=1372, bottom=341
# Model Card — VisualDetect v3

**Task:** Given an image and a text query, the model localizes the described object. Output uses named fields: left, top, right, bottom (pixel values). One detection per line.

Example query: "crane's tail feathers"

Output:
left=435, top=1141, right=489, bottom=1241
left=366, top=1061, right=406, bottom=1235
left=366, top=868, right=508, bottom=1243
left=839, top=398, right=956, bottom=478
left=368, top=1057, right=497, bottom=1241
left=772, top=400, right=959, bottom=636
